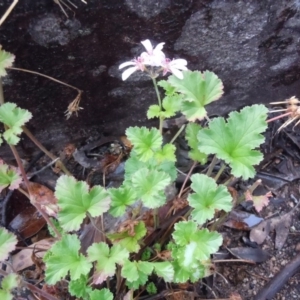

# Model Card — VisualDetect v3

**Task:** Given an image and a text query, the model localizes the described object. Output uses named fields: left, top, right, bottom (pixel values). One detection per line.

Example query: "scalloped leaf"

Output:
left=124, top=151, right=177, bottom=184
left=122, top=260, right=153, bottom=289
left=188, top=174, right=232, bottom=225
left=0, top=228, right=17, bottom=261
left=131, top=168, right=171, bottom=208
left=185, top=123, right=207, bottom=164
left=0, top=102, right=32, bottom=145
left=0, top=161, right=22, bottom=192
left=0, top=46, right=14, bottom=77
left=87, top=243, right=129, bottom=284
left=44, top=234, right=92, bottom=285
left=69, top=275, right=92, bottom=299
left=55, top=175, right=110, bottom=231
left=90, top=289, right=113, bottom=300
left=168, top=70, right=224, bottom=121
left=108, top=186, right=137, bottom=217
left=198, top=104, right=268, bottom=179
left=107, top=221, right=146, bottom=253
left=172, top=221, right=222, bottom=267
left=154, top=144, right=176, bottom=162
left=126, top=127, right=162, bottom=161
left=152, top=262, right=174, bottom=282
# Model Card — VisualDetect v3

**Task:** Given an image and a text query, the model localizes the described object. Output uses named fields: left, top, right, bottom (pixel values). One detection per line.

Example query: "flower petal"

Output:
left=141, top=39, right=153, bottom=53
left=170, top=59, right=188, bottom=69
left=119, top=61, right=136, bottom=69
left=153, top=42, right=165, bottom=53
left=170, top=67, right=184, bottom=79
left=121, top=66, right=138, bottom=80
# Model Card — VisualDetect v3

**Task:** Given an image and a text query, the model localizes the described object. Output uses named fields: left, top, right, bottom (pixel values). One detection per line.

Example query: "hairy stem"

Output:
left=151, top=77, right=164, bottom=134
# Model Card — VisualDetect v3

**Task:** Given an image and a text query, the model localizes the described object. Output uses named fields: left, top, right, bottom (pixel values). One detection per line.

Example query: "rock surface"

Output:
left=0, top=0, right=299, bottom=157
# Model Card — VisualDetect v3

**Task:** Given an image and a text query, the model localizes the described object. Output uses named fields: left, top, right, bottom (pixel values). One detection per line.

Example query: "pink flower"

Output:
left=140, top=39, right=165, bottom=67
left=119, top=57, right=146, bottom=81
left=161, top=58, right=188, bottom=79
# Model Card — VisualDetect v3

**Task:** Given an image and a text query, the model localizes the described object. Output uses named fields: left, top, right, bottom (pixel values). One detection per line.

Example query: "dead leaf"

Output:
left=250, top=207, right=295, bottom=249
left=228, top=247, right=270, bottom=263
left=9, top=205, right=46, bottom=240
left=24, top=182, right=58, bottom=217
left=224, top=210, right=264, bottom=231
left=9, top=238, right=56, bottom=272
left=245, top=190, right=273, bottom=212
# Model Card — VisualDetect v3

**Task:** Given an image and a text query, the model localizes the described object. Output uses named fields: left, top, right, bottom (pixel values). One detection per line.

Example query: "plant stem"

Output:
left=8, top=67, right=81, bottom=92
left=0, top=78, right=4, bottom=104
left=214, top=162, right=226, bottom=182
left=206, top=155, right=218, bottom=177
left=0, top=78, right=61, bottom=239
left=170, top=124, right=186, bottom=144
left=22, top=126, right=72, bottom=176
left=151, top=77, right=164, bottom=134
left=178, top=160, right=197, bottom=198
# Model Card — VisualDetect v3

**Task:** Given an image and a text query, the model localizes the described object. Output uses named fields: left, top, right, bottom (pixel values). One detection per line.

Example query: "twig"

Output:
left=0, top=0, right=18, bottom=27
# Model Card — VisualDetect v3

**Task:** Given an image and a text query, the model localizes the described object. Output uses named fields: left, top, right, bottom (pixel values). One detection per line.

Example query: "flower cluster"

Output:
left=119, top=39, right=188, bottom=80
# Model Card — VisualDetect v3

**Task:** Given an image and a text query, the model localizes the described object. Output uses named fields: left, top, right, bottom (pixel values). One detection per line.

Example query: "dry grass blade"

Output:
left=269, top=96, right=300, bottom=132
left=53, top=0, right=87, bottom=18
left=65, top=91, right=83, bottom=119
left=0, top=0, right=18, bottom=27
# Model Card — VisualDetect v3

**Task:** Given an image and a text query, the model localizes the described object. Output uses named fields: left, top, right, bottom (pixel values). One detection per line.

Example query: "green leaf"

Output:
left=168, top=70, right=224, bottom=121
left=185, top=123, right=207, bottom=164
left=172, top=259, right=205, bottom=283
left=146, top=282, right=157, bottom=295
left=109, top=186, right=137, bottom=217
left=44, top=234, right=92, bottom=285
left=188, top=174, right=232, bottom=225
left=0, top=162, right=22, bottom=193
left=107, top=221, right=146, bottom=253
left=198, top=104, right=268, bottom=179
left=157, top=80, right=176, bottom=95
left=172, top=221, right=222, bottom=267
left=87, top=243, right=129, bottom=284
left=147, top=105, right=161, bottom=119
left=131, top=168, right=171, bottom=208
left=1, top=274, right=18, bottom=291
left=122, top=260, right=153, bottom=289
left=90, top=289, right=113, bottom=300
left=0, top=47, right=14, bottom=77
left=55, top=175, right=110, bottom=231
left=0, top=228, right=17, bottom=261
left=152, top=262, right=174, bottom=282
left=0, top=103, right=32, bottom=145
left=154, top=144, right=176, bottom=162
left=124, top=152, right=177, bottom=184
left=161, top=94, right=182, bottom=118
left=69, top=275, right=92, bottom=299
left=0, top=290, right=12, bottom=300
left=126, top=127, right=162, bottom=161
